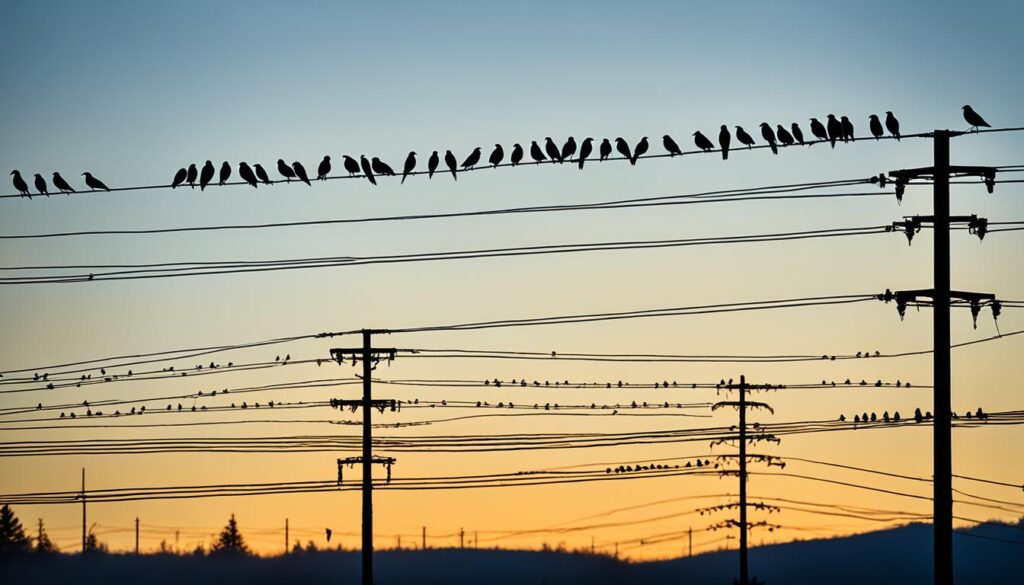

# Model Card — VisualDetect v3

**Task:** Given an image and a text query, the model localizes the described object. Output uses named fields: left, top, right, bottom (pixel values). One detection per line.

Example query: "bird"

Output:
left=52, top=172, right=74, bottom=194
left=444, top=150, right=458, bottom=180
left=962, top=105, right=990, bottom=131
left=615, top=138, right=632, bottom=164
left=199, top=160, right=215, bottom=190
left=759, top=123, right=778, bottom=155
left=359, top=155, right=376, bottom=185
left=239, top=162, right=258, bottom=188
left=219, top=161, right=231, bottom=186
left=342, top=155, right=360, bottom=176
left=561, top=137, right=577, bottom=164
left=791, top=123, right=805, bottom=145
left=401, top=152, right=416, bottom=184
left=885, top=111, right=901, bottom=140
left=776, top=125, right=795, bottom=146
left=317, top=156, right=331, bottom=180
left=735, top=126, right=755, bottom=149
left=254, top=164, right=271, bottom=185
left=718, top=125, right=731, bottom=160
left=171, top=167, right=188, bottom=188
left=869, top=115, right=884, bottom=140
left=529, top=141, right=546, bottom=163
left=292, top=161, right=312, bottom=185
left=810, top=118, right=829, bottom=144
left=277, top=159, right=296, bottom=181
left=825, top=115, right=842, bottom=148
left=840, top=116, right=855, bottom=142
left=663, top=134, right=682, bottom=156
left=488, top=144, right=504, bottom=168
left=33, top=173, right=48, bottom=196
left=544, top=137, right=562, bottom=163
left=461, top=147, right=482, bottom=170
left=599, top=138, right=612, bottom=161
left=510, top=144, right=523, bottom=166
left=371, top=157, right=395, bottom=177
left=181, top=163, right=197, bottom=188
left=82, top=172, right=109, bottom=191
left=428, top=151, right=440, bottom=178
left=578, top=137, right=594, bottom=169
left=326, top=528, right=332, bottom=542
left=632, top=137, right=649, bottom=164
left=693, top=131, right=714, bottom=153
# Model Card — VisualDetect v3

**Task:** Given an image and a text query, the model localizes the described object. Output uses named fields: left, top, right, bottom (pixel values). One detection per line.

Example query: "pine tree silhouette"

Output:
left=0, top=505, right=30, bottom=554
left=212, top=514, right=249, bottom=555
left=35, top=519, right=55, bottom=553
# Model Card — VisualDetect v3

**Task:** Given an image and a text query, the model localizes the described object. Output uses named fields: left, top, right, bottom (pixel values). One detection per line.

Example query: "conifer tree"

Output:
left=0, top=505, right=30, bottom=554
left=212, top=514, right=249, bottom=554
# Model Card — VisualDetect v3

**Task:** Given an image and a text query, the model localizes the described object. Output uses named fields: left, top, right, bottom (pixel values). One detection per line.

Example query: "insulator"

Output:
left=897, top=299, right=907, bottom=321
left=991, top=300, right=1002, bottom=321
left=970, top=300, right=981, bottom=329
left=984, top=169, right=996, bottom=194
left=895, top=179, right=906, bottom=204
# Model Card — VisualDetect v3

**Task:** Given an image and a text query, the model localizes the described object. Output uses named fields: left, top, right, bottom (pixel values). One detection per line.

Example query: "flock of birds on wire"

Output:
left=8, top=106, right=994, bottom=198
left=839, top=406, right=989, bottom=424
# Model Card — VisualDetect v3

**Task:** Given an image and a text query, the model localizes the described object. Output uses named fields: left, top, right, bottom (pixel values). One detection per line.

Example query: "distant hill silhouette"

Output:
left=3, top=520, right=1021, bottom=584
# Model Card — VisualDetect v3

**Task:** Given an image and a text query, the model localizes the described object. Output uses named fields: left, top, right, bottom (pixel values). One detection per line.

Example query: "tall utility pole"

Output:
left=688, top=526, right=692, bottom=557
left=330, top=331, right=398, bottom=585
left=285, top=518, right=289, bottom=555
left=422, top=526, right=426, bottom=550
left=135, top=517, right=139, bottom=555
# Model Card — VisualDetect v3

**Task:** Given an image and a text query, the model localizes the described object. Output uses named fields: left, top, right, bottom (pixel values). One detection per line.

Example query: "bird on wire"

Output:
left=776, top=124, right=795, bottom=147
left=171, top=167, right=187, bottom=188
left=663, top=134, right=682, bottom=156
left=219, top=161, right=231, bottom=185
left=199, top=160, right=215, bottom=190
left=791, top=123, right=805, bottom=145
left=962, top=105, right=990, bottom=131
left=693, top=131, right=714, bottom=153
left=885, top=111, right=901, bottom=140
left=826, top=114, right=843, bottom=148
left=489, top=144, right=504, bottom=168
left=428, top=151, right=439, bottom=178
left=632, top=136, right=649, bottom=164
left=545, top=137, right=562, bottom=163
left=317, top=156, right=331, bottom=180
left=461, top=147, right=482, bottom=170
left=52, top=172, right=74, bottom=194
left=599, top=138, right=612, bottom=161
left=371, top=157, right=395, bottom=177
left=840, top=116, right=855, bottom=142
left=254, top=164, right=271, bottom=185
left=615, top=138, right=633, bottom=164
left=82, top=172, right=109, bottom=191
left=401, top=152, right=416, bottom=184
left=277, top=159, right=296, bottom=182
left=10, top=170, right=30, bottom=197
left=810, top=117, right=828, bottom=144
left=292, top=161, right=312, bottom=185
left=735, top=126, right=755, bottom=149
left=33, top=173, right=48, bottom=196
left=530, top=141, right=546, bottom=163
left=869, top=114, right=884, bottom=140
left=359, top=155, right=376, bottom=186
left=578, top=137, right=593, bottom=169
left=510, top=144, right=523, bottom=166
left=343, top=155, right=360, bottom=177
left=759, top=123, right=778, bottom=155
left=184, top=163, right=197, bottom=188
left=444, top=149, right=458, bottom=180
left=718, top=125, right=731, bottom=160
left=561, top=136, right=577, bottom=164
left=239, top=162, right=258, bottom=188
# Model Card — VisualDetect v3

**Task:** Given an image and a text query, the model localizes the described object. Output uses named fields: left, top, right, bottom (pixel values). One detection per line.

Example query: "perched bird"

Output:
left=615, top=138, right=632, bottom=164
left=693, top=131, right=714, bottom=153
left=776, top=125, right=795, bottom=146
left=529, top=140, right=546, bottom=163
left=342, top=155, right=360, bottom=176
left=254, top=164, right=271, bottom=185
left=791, top=123, right=805, bottom=145
left=239, top=162, right=258, bottom=188
left=885, top=111, right=901, bottom=140
left=544, top=137, right=562, bottom=162
left=326, top=528, right=332, bottom=542
left=869, top=114, right=884, bottom=140
left=578, top=137, right=594, bottom=169
left=428, top=151, right=440, bottom=178
left=401, top=152, right=416, bottom=184
left=185, top=163, right=198, bottom=188
left=199, top=160, right=215, bottom=190
left=317, top=156, right=331, bottom=180
left=599, top=138, right=612, bottom=161
left=759, top=123, right=778, bottom=155
left=488, top=144, right=504, bottom=168
left=735, top=126, right=755, bottom=149
left=840, top=116, right=855, bottom=142
left=292, top=161, right=312, bottom=185
left=826, top=115, right=842, bottom=148
left=277, top=159, right=296, bottom=181
left=52, top=172, right=74, bottom=194
left=33, top=173, right=48, bottom=196
left=561, top=136, right=577, bottom=164
left=171, top=167, right=188, bottom=188
left=962, top=105, right=990, bottom=131
left=461, top=147, right=482, bottom=170
left=359, top=155, right=376, bottom=185
left=82, top=172, right=109, bottom=191
left=510, top=144, right=523, bottom=166
left=444, top=149, right=458, bottom=180
left=631, top=136, right=649, bottom=164
left=663, top=134, right=682, bottom=156
left=810, top=118, right=829, bottom=143
left=370, top=157, right=395, bottom=177
left=718, top=125, right=731, bottom=160
left=219, top=161, right=231, bottom=185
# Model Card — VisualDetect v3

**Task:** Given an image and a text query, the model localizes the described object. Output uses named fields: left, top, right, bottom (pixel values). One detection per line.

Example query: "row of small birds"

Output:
left=839, top=407, right=988, bottom=424
left=8, top=170, right=109, bottom=197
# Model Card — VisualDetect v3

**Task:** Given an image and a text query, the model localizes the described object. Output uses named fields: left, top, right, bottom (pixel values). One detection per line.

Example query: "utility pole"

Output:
left=331, top=330, right=399, bottom=585
left=37, top=518, right=43, bottom=552
left=285, top=518, right=289, bottom=555
left=887, top=134, right=1001, bottom=585
left=460, top=527, right=465, bottom=549
left=135, top=517, right=139, bottom=555
left=422, top=526, right=426, bottom=550
left=688, top=526, right=692, bottom=557
left=80, top=468, right=86, bottom=553
left=474, top=531, right=478, bottom=549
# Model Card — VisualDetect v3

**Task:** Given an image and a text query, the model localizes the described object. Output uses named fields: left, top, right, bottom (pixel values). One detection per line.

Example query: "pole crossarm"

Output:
left=889, top=214, right=989, bottom=244
left=337, top=456, right=397, bottom=485
left=330, top=398, right=401, bottom=413
left=889, top=164, right=997, bottom=194
left=878, top=288, right=1002, bottom=328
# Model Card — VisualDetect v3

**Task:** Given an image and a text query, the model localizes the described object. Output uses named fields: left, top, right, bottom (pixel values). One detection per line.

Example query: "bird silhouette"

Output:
left=444, top=150, right=458, bottom=180
left=292, top=161, right=312, bottom=185
left=254, top=164, right=271, bottom=185
left=693, top=131, right=714, bottom=153
left=885, top=111, right=901, bottom=140
left=510, top=144, right=523, bottom=166
left=561, top=136, right=577, bottom=164
left=615, top=138, right=632, bottom=164
left=277, top=159, right=296, bottom=181
left=52, top=172, right=74, bottom=194
left=239, top=163, right=258, bottom=188
left=791, top=123, right=805, bottom=145
left=530, top=141, right=546, bottom=163
left=599, top=138, right=612, bottom=161
left=401, top=152, right=417, bottom=184
left=184, top=163, right=198, bottom=188
left=661, top=135, right=681, bottom=157
left=326, top=528, right=332, bottom=542
left=759, top=123, right=778, bottom=155
left=544, top=137, right=562, bottom=163
left=962, top=105, right=990, bottom=131
left=869, top=115, right=884, bottom=140
left=359, top=155, right=376, bottom=185
left=735, top=126, right=755, bottom=149
left=577, top=137, right=594, bottom=169
left=825, top=115, right=842, bottom=148
left=82, top=172, right=109, bottom=191
left=199, top=160, right=215, bottom=190
left=461, top=147, right=482, bottom=170
left=840, top=116, right=854, bottom=142
left=632, top=137, right=649, bottom=164
left=718, top=125, right=731, bottom=160
left=371, top=157, right=395, bottom=177
left=342, top=155, right=360, bottom=176
left=776, top=125, right=795, bottom=146
left=33, top=174, right=48, bottom=196
left=171, top=168, right=187, bottom=189
left=428, top=151, right=440, bottom=178
left=219, top=161, right=231, bottom=186
left=810, top=118, right=828, bottom=144
left=489, top=144, right=504, bottom=168
left=317, top=156, right=331, bottom=180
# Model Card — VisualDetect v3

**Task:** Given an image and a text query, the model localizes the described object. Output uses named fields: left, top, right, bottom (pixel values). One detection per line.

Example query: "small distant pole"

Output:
left=591, top=536, right=595, bottom=554
left=397, top=535, right=401, bottom=550
left=175, top=530, right=180, bottom=553
left=614, top=542, right=619, bottom=559
left=38, top=518, right=43, bottom=551
left=422, top=526, right=426, bottom=550
left=474, top=531, right=478, bottom=549
left=460, top=527, right=465, bottom=549
left=688, top=526, right=692, bottom=557
left=285, top=518, right=289, bottom=555
left=135, top=517, right=139, bottom=555
left=80, top=468, right=86, bottom=553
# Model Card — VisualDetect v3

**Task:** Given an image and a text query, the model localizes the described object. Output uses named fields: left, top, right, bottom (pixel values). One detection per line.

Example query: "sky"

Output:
left=1, top=0, right=1023, bottom=559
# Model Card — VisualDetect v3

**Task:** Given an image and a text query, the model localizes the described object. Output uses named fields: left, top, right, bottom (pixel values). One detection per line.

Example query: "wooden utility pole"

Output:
left=285, top=518, right=289, bottom=555
left=80, top=468, right=86, bottom=553
left=135, top=517, right=139, bottom=555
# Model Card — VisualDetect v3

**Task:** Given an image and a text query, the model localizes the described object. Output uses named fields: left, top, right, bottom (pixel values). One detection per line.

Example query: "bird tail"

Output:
left=829, top=138, right=836, bottom=149
left=578, top=158, right=585, bottom=170
left=770, top=143, right=778, bottom=155
left=401, top=175, right=407, bottom=185
left=721, top=149, right=728, bottom=161
left=368, top=175, right=377, bottom=186
left=450, top=169, right=457, bottom=181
